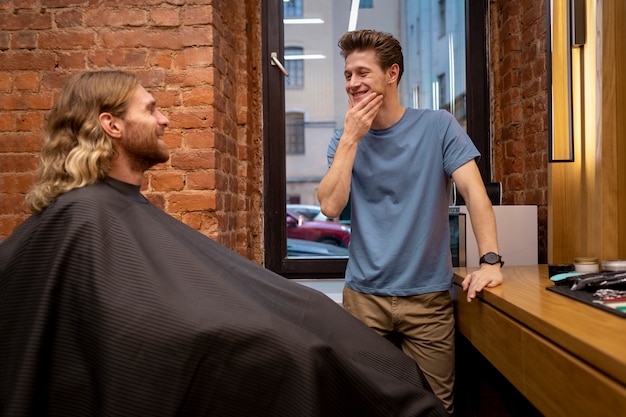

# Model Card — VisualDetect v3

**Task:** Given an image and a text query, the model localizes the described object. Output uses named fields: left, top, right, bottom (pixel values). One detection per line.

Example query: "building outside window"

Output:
left=284, top=0, right=302, bottom=18
left=285, top=112, right=305, bottom=155
left=285, top=46, right=304, bottom=89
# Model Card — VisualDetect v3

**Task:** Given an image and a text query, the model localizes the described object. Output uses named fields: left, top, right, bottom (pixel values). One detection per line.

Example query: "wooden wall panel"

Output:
left=549, top=0, right=626, bottom=263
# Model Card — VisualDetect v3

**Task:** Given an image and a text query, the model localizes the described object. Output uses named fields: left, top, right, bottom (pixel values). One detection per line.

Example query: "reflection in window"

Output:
left=286, top=112, right=305, bottom=155
left=439, top=0, right=446, bottom=37
left=437, top=73, right=447, bottom=110
left=412, top=84, right=420, bottom=108
left=285, top=46, right=304, bottom=89
left=284, top=0, right=303, bottom=18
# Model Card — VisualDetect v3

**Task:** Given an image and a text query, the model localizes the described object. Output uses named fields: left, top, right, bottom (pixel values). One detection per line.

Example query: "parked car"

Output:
left=286, top=210, right=351, bottom=248
left=287, top=204, right=334, bottom=222
left=287, top=238, right=349, bottom=257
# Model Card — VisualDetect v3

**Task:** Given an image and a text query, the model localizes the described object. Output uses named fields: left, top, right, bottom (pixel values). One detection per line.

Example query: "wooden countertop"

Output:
left=453, top=264, right=626, bottom=388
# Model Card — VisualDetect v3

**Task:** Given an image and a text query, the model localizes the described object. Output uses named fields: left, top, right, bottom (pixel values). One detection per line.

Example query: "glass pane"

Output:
left=284, top=0, right=466, bottom=258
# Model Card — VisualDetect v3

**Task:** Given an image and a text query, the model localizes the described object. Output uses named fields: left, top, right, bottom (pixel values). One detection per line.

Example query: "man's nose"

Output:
left=157, top=110, right=169, bottom=127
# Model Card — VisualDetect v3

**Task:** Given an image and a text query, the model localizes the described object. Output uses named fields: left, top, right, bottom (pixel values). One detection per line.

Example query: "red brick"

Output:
left=41, top=71, right=74, bottom=90
left=148, top=51, right=174, bottom=68
left=0, top=10, right=52, bottom=31
left=182, top=87, right=214, bottom=106
left=0, top=113, right=15, bottom=131
left=106, top=49, right=148, bottom=67
left=0, top=192, right=29, bottom=215
left=168, top=108, right=214, bottom=129
left=176, top=47, right=214, bottom=68
left=0, top=92, right=53, bottom=111
left=0, top=32, right=9, bottom=50
left=0, top=172, right=36, bottom=193
left=101, top=29, right=184, bottom=49
left=152, top=90, right=181, bottom=108
left=0, top=73, right=11, bottom=92
left=41, top=0, right=98, bottom=7
left=185, top=130, right=215, bottom=148
left=186, top=170, right=217, bottom=190
left=150, top=171, right=184, bottom=191
left=0, top=132, right=42, bottom=152
left=85, top=9, right=148, bottom=28
left=16, top=112, right=44, bottom=132
left=55, top=10, right=83, bottom=28
left=162, top=131, right=182, bottom=148
left=101, top=0, right=162, bottom=6
left=13, top=72, right=40, bottom=91
left=167, top=191, right=217, bottom=212
left=0, top=154, right=40, bottom=172
left=172, top=68, right=216, bottom=87
left=13, top=0, right=38, bottom=9
left=150, top=8, right=180, bottom=27
left=57, top=52, right=87, bottom=70
left=183, top=6, right=213, bottom=26
left=39, top=32, right=96, bottom=50
left=179, top=27, right=214, bottom=47
left=170, top=150, right=217, bottom=170
left=11, top=31, right=38, bottom=50
left=0, top=51, right=57, bottom=71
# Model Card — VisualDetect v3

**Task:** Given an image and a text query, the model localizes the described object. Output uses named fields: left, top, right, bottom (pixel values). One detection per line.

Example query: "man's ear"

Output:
left=387, top=63, right=400, bottom=84
left=99, top=113, right=123, bottom=139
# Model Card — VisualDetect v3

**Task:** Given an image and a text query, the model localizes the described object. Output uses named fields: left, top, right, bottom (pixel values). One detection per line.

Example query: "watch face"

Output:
left=484, top=252, right=500, bottom=264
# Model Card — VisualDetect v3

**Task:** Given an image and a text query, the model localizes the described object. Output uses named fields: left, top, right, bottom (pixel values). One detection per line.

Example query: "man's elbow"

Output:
left=319, top=201, right=341, bottom=219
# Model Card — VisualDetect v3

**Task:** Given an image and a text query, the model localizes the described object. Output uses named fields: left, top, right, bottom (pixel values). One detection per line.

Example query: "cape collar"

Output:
left=103, top=177, right=148, bottom=203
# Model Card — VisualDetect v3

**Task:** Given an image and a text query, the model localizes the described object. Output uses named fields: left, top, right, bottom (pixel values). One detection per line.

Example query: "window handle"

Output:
left=270, top=52, right=289, bottom=77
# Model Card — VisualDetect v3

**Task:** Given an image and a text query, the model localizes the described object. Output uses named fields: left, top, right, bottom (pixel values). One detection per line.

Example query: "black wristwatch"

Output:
left=479, top=252, right=504, bottom=267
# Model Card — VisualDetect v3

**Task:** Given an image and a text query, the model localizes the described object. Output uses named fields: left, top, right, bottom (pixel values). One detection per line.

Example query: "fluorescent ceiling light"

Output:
left=285, top=54, right=326, bottom=60
left=348, top=0, right=360, bottom=31
left=284, top=18, right=324, bottom=24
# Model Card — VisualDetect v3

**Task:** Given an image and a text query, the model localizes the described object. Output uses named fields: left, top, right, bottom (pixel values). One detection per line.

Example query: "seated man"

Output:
left=0, top=70, right=447, bottom=417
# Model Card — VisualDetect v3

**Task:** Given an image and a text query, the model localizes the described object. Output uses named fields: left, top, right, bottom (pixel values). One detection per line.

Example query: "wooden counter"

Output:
left=453, top=265, right=626, bottom=417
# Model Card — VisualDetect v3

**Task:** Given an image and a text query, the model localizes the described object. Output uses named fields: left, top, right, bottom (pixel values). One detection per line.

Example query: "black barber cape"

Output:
left=0, top=178, right=447, bottom=417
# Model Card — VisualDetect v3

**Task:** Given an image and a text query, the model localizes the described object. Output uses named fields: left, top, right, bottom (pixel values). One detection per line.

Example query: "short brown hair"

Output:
left=338, top=30, right=404, bottom=83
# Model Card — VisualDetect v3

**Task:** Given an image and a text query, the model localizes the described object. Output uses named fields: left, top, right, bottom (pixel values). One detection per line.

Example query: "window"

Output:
left=263, top=0, right=490, bottom=278
left=439, top=0, right=446, bottom=38
left=283, top=0, right=302, bottom=18
left=285, top=112, right=305, bottom=155
left=437, top=73, right=447, bottom=110
left=284, top=47, right=304, bottom=89
left=360, top=0, right=373, bottom=9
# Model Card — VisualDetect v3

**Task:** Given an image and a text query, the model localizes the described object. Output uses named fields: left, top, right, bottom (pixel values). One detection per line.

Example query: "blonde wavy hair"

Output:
left=26, top=70, right=140, bottom=212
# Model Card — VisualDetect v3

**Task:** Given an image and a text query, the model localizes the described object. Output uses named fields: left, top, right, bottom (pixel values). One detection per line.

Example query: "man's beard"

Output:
left=122, top=120, right=170, bottom=172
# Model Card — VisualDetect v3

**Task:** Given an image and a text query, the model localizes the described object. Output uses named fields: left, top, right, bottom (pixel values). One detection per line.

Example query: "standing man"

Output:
left=317, top=30, right=504, bottom=415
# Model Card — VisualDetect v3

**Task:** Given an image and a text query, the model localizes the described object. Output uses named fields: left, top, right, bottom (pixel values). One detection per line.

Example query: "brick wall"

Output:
left=490, top=0, right=548, bottom=263
left=0, top=0, right=263, bottom=263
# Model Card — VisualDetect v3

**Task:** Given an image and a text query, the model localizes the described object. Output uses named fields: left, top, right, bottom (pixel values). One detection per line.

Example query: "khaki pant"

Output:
left=342, top=286, right=455, bottom=415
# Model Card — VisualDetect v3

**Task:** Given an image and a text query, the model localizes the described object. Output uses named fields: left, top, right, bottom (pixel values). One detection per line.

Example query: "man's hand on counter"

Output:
left=461, top=264, right=504, bottom=302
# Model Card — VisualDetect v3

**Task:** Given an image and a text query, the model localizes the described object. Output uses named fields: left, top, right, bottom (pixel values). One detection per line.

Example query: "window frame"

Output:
left=262, top=0, right=490, bottom=279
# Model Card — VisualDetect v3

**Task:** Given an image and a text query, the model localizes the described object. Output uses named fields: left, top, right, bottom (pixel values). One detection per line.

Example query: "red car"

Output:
left=286, top=210, right=351, bottom=248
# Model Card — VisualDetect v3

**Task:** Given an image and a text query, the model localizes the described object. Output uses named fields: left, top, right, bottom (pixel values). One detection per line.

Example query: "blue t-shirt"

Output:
left=327, top=108, right=480, bottom=296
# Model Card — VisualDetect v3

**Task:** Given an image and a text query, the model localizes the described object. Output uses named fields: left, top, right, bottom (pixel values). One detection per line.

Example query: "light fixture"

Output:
left=284, top=54, right=325, bottom=60
left=283, top=18, right=324, bottom=25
